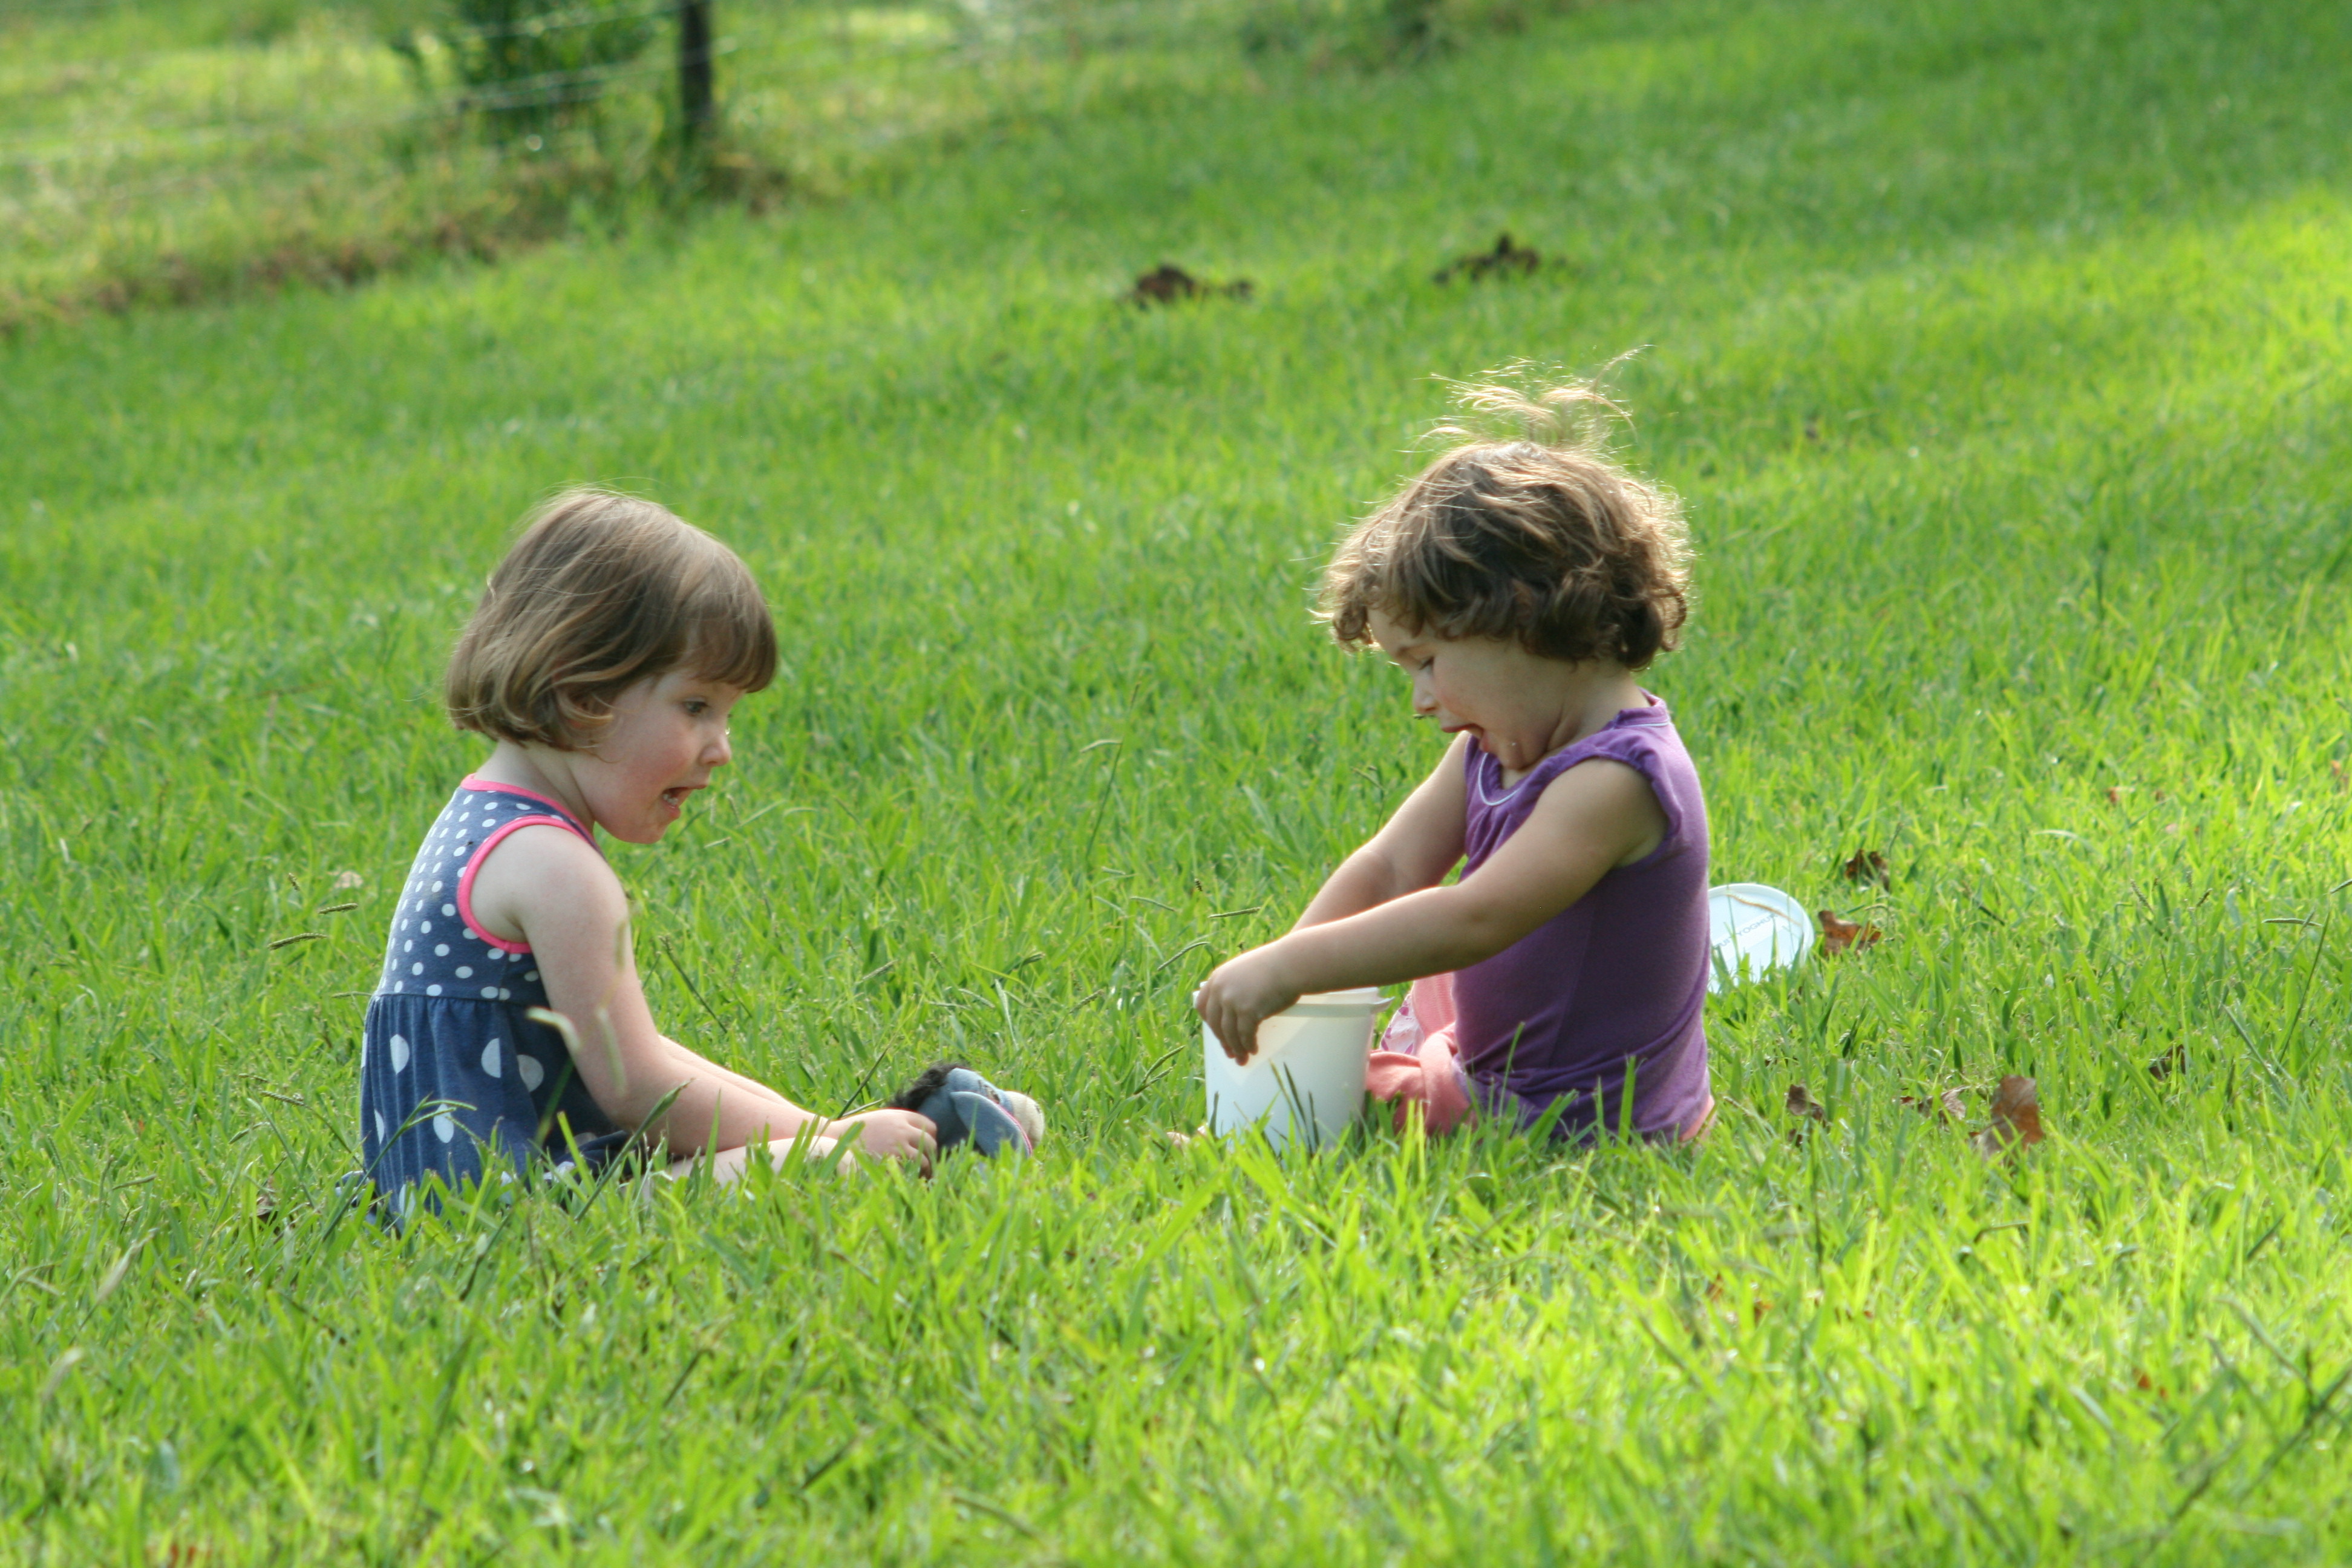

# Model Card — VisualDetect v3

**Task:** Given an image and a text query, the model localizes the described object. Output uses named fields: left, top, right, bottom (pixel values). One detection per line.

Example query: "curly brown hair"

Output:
left=445, top=488, right=777, bottom=748
left=1321, top=378, right=1691, bottom=670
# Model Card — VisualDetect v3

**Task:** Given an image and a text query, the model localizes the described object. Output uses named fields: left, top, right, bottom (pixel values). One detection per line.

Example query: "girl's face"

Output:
left=1368, top=609, right=1584, bottom=773
left=573, top=669, right=743, bottom=843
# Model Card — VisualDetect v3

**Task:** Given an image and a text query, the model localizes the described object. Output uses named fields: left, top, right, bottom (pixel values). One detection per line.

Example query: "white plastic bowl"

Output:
left=1201, top=987, right=1384, bottom=1151
left=1707, top=882, right=1814, bottom=991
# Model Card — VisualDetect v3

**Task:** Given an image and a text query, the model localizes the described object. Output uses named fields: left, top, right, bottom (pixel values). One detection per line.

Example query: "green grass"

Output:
left=6, top=0, right=2352, bottom=1558
left=0, top=0, right=1416, bottom=325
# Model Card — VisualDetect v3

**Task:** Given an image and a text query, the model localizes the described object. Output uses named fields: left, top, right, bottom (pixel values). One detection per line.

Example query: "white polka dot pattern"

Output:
left=359, top=779, right=622, bottom=1209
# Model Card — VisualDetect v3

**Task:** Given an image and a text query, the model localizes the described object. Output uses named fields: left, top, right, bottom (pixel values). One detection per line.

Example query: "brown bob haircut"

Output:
left=1322, top=378, right=1691, bottom=670
left=445, top=488, right=778, bottom=748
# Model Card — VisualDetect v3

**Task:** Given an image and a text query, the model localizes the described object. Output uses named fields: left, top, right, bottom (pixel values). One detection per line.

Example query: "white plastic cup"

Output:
left=1201, top=988, right=1385, bottom=1151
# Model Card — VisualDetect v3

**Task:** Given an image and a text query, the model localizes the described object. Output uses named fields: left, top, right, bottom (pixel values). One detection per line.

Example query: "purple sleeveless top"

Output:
left=1451, top=696, right=1711, bottom=1138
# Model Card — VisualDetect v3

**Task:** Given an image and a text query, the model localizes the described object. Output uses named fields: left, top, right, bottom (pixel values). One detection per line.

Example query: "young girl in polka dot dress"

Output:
left=360, top=489, right=938, bottom=1216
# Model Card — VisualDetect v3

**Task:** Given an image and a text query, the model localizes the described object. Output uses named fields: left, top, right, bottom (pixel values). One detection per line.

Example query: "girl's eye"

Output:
left=683, top=700, right=707, bottom=716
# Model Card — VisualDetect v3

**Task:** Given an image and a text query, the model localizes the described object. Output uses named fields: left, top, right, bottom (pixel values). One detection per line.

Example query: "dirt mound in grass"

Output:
left=1432, top=231, right=1540, bottom=284
left=1125, top=263, right=1253, bottom=307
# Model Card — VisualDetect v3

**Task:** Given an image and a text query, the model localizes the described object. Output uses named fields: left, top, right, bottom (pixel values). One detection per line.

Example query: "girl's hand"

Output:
left=831, top=1108, right=938, bottom=1171
left=1196, top=944, right=1303, bottom=1064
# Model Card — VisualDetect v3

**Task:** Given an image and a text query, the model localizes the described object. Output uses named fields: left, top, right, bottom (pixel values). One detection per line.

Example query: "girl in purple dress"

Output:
left=1195, top=381, right=1713, bottom=1143
left=361, top=489, right=944, bottom=1217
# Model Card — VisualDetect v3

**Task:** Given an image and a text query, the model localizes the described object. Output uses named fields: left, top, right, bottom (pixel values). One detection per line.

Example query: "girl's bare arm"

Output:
left=1197, top=757, right=1665, bottom=1059
left=469, top=825, right=933, bottom=1162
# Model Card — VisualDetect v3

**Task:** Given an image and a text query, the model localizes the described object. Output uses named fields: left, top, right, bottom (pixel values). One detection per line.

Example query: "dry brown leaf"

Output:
left=1899, top=1088, right=1966, bottom=1123
left=2147, top=1044, right=2185, bottom=1081
left=2333, top=760, right=2347, bottom=793
left=1703, top=1276, right=1771, bottom=1323
left=1782, top=1082, right=1828, bottom=1146
left=1817, top=910, right=1884, bottom=954
left=246, top=1181, right=292, bottom=1235
left=1841, top=849, right=1890, bottom=887
left=1970, top=1074, right=2045, bottom=1158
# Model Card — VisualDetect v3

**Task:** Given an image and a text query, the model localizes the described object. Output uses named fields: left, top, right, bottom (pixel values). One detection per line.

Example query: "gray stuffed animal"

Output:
left=888, top=1064, right=1045, bottom=1157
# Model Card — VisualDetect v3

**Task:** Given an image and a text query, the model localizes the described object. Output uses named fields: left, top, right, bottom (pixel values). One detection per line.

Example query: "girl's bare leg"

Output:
left=662, top=1136, right=849, bottom=1183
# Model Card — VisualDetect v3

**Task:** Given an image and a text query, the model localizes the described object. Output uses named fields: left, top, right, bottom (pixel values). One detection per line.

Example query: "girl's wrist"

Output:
left=1263, top=933, right=1324, bottom=999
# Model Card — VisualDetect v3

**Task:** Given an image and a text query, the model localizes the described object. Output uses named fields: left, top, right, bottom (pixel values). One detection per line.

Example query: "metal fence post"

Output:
left=678, top=0, right=715, bottom=149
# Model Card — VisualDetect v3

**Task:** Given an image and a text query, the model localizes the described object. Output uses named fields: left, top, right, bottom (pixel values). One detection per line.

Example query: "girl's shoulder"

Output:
left=1476, top=699, right=1690, bottom=798
left=1560, top=702, right=1706, bottom=855
left=1576, top=702, right=1693, bottom=773
left=392, top=776, right=608, bottom=953
left=1504, top=700, right=1705, bottom=858
left=458, top=795, right=613, bottom=949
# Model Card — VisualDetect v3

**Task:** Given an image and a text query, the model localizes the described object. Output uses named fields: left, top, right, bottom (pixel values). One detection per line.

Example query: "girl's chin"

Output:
left=606, top=812, right=668, bottom=845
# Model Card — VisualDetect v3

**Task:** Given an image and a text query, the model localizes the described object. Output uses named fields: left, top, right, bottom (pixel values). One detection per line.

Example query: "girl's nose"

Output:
left=705, top=727, right=733, bottom=767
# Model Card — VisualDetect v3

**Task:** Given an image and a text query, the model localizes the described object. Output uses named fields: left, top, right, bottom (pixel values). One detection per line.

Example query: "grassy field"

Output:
left=0, top=0, right=1426, bottom=325
left=6, top=0, right=2352, bottom=1558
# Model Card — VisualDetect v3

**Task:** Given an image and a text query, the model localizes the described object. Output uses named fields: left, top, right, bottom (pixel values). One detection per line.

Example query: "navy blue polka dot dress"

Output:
left=359, top=776, right=630, bottom=1218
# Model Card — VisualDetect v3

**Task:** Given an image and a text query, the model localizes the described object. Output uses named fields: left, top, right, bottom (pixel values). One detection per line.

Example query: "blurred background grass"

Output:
left=0, top=0, right=1549, bottom=324
left=5, top=0, right=2352, bottom=1558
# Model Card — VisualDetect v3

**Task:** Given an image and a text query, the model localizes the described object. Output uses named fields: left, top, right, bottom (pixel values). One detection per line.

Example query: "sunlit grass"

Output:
left=4, top=0, right=2352, bottom=1559
left=0, top=0, right=1301, bottom=322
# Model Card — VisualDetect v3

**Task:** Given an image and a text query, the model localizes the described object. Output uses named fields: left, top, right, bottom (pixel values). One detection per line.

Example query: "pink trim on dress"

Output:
left=460, top=774, right=592, bottom=836
left=457, top=814, right=595, bottom=954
